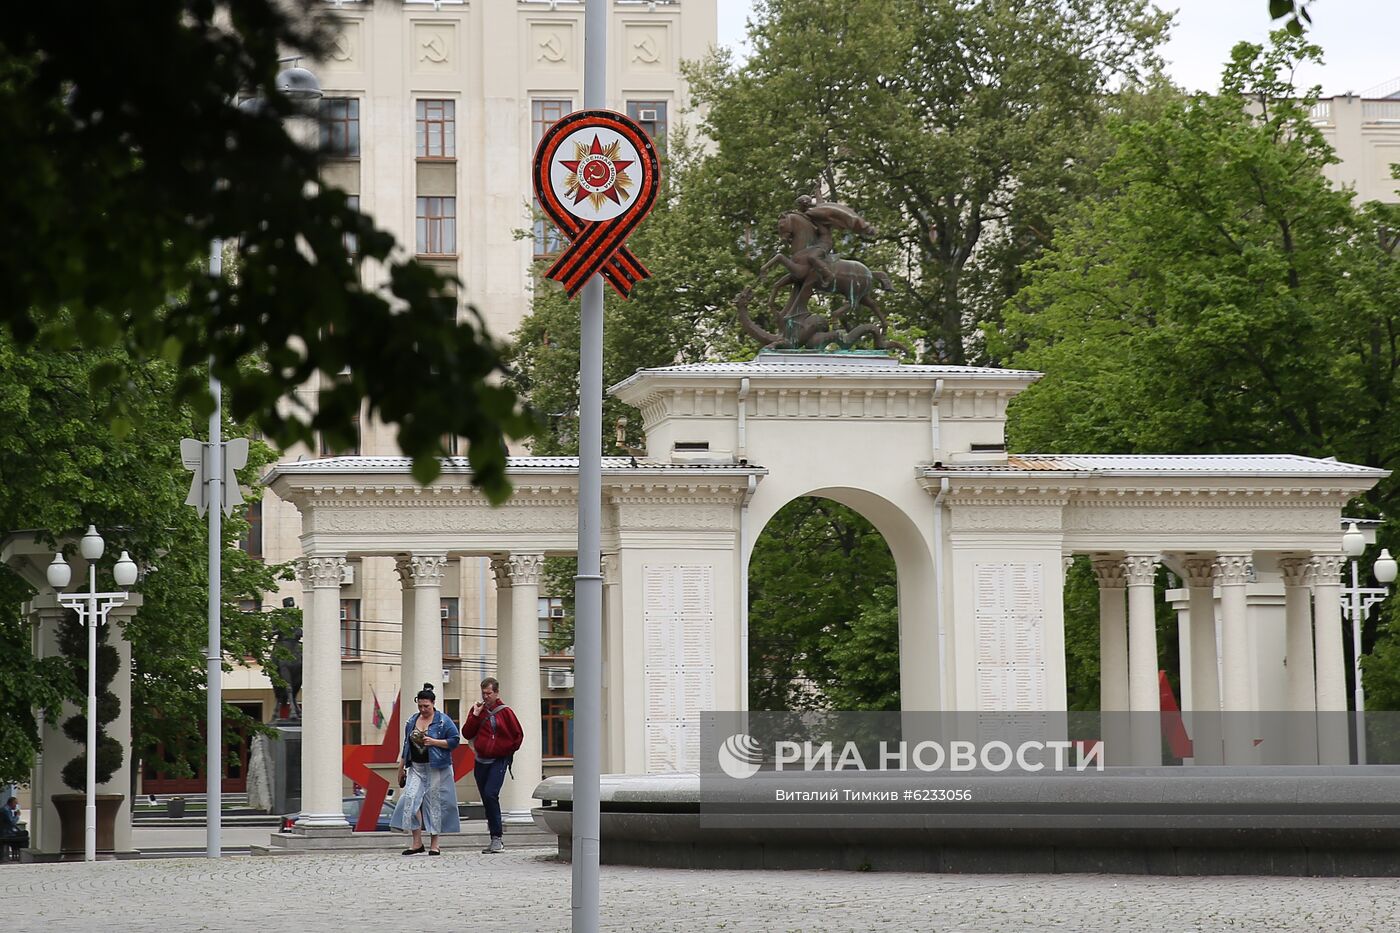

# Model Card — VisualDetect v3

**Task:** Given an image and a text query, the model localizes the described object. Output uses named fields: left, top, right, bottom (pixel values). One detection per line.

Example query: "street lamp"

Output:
left=1340, top=521, right=1396, bottom=763
left=202, top=60, right=322, bottom=861
left=46, top=525, right=136, bottom=863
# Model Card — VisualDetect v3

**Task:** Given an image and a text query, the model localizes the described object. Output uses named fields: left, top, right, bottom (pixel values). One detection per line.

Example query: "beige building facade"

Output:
left=1313, top=85, right=1400, bottom=204
left=213, top=0, right=717, bottom=797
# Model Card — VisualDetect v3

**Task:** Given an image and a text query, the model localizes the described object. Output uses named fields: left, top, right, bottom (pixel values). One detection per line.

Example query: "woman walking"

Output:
left=392, top=683, right=461, bottom=854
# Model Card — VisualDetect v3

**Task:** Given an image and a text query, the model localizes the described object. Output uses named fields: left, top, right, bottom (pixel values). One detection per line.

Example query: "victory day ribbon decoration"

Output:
left=533, top=109, right=661, bottom=298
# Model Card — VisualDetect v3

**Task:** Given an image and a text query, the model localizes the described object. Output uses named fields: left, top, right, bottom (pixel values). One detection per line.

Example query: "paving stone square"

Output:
left=3, top=850, right=1399, bottom=932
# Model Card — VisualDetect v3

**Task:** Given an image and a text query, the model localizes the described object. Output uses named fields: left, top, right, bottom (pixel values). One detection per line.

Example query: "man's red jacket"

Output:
left=462, top=700, right=524, bottom=760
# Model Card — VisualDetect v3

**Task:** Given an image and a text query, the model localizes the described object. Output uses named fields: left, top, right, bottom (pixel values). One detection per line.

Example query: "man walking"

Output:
left=462, top=677, right=524, bottom=853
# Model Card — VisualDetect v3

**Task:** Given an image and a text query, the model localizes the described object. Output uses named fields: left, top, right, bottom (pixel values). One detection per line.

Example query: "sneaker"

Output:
left=482, top=836, right=504, bottom=854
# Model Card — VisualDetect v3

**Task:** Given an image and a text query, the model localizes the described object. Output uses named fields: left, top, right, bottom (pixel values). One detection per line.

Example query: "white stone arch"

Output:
left=745, top=484, right=939, bottom=712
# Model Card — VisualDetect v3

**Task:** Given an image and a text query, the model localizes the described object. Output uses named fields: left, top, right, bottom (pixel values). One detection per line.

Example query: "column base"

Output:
left=293, top=815, right=352, bottom=835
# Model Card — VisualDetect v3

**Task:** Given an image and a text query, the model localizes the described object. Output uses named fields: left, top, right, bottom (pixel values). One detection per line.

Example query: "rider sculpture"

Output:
left=738, top=194, right=907, bottom=353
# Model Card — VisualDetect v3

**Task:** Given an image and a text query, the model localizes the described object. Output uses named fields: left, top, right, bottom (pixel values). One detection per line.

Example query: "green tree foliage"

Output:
left=0, top=329, right=293, bottom=785
left=748, top=499, right=899, bottom=712
left=686, top=0, right=1168, bottom=363
left=997, top=32, right=1400, bottom=703
left=1, top=2, right=530, bottom=492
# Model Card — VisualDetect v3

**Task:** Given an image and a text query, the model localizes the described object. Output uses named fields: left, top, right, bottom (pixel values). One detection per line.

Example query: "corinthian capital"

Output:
left=507, top=553, right=545, bottom=587
left=1278, top=557, right=1313, bottom=587
left=301, top=556, right=347, bottom=589
left=1181, top=558, right=1218, bottom=589
left=1090, top=558, right=1127, bottom=589
left=1215, top=554, right=1251, bottom=587
left=1310, top=554, right=1345, bottom=587
left=1122, top=554, right=1158, bottom=587
left=406, top=553, right=448, bottom=587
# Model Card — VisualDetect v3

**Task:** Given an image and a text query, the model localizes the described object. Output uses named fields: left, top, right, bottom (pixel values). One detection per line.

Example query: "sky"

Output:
left=715, top=0, right=1400, bottom=97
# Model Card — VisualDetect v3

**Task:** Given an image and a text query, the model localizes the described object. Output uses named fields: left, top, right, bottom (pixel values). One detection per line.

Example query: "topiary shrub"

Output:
left=56, top=610, right=123, bottom=792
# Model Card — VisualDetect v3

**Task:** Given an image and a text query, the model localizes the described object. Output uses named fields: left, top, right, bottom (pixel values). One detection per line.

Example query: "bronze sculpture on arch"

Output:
left=738, top=194, right=909, bottom=354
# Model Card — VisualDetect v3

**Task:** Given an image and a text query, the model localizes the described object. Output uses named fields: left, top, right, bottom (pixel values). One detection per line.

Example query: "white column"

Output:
left=1216, top=553, right=1254, bottom=764
left=408, top=554, right=448, bottom=701
left=1279, top=556, right=1318, bottom=764
left=601, top=553, right=623, bottom=772
left=501, top=553, right=543, bottom=817
left=1091, top=558, right=1129, bottom=767
left=297, top=556, right=348, bottom=828
left=1182, top=558, right=1222, bottom=764
left=395, top=557, right=417, bottom=715
left=1311, top=554, right=1349, bottom=764
left=491, top=557, right=513, bottom=681
left=1124, top=555, right=1160, bottom=765
left=1091, top=559, right=1128, bottom=713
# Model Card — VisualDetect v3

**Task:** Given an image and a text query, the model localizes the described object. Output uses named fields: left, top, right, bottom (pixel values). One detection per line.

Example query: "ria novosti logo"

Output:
left=717, top=733, right=764, bottom=779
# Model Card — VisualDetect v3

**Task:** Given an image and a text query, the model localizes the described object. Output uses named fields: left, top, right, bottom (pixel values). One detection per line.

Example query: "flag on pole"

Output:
left=371, top=687, right=385, bottom=729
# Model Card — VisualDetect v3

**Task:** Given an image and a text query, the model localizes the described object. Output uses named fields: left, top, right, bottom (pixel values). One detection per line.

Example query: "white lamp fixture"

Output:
left=1375, top=549, right=1397, bottom=585
left=48, top=525, right=135, bottom=863
left=47, top=553, right=72, bottom=590
left=276, top=65, right=323, bottom=103
left=1342, top=521, right=1366, bottom=558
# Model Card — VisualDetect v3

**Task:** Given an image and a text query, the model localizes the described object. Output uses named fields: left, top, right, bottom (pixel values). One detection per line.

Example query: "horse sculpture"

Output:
left=738, top=201, right=908, bottom=354
left=271, top=626, right=304, bottom=721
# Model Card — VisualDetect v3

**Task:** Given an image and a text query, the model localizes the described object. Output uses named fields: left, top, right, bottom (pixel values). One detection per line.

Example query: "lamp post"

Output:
left=46, top=526, right=137, bottom=863
left=201, top=61, right=323, bottom=861
left=1340, top=521, right=1396, bottom=763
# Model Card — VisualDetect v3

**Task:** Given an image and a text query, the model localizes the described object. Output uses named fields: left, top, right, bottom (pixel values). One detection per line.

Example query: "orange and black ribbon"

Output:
left=533, top=110, right=661, bottom=299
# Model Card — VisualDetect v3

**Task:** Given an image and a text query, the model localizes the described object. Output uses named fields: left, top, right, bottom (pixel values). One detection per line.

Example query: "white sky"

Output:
left=715, top=0, right=1400, bottom=96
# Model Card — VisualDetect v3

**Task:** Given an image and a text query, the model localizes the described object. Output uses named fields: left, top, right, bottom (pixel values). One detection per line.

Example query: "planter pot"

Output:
left=51, top=793, right=124, bottom=860
left=167, top=797, right=186, bottom=819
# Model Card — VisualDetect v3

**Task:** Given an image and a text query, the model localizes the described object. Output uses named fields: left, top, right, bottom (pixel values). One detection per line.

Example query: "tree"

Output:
left=686, top=0, right=1169, bottom=363
left=0, top=329, right=293, bottom=786
left=1, top=2, right=530, bottom=492
left=996, top=32, right=1400, bottom=702
left=748, top=499, right=899, bottom=712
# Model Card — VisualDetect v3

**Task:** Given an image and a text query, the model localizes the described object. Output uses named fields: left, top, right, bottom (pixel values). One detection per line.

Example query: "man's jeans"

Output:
left=474, top=757, right=510, bottom=837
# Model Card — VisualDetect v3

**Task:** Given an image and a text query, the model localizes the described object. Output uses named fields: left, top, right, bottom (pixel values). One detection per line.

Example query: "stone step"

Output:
left=250, top=821, right=555, bottom=857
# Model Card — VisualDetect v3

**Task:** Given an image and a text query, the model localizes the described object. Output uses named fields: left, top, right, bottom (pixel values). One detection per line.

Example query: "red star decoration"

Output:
left=341, top=692, right=476, bottom=831
left=560, top=134, right=633, bottom=205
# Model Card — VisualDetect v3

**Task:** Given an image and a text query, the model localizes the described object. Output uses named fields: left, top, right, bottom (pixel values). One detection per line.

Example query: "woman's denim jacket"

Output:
left=400, top=709, right=460, bottom=770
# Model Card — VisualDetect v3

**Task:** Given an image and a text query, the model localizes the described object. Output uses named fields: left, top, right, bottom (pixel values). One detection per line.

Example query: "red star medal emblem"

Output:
left=559, top=134, right=635, bottom=209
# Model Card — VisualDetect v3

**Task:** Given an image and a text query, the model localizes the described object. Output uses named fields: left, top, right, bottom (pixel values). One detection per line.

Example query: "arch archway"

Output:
left=746, top=485, right=940, bottom=713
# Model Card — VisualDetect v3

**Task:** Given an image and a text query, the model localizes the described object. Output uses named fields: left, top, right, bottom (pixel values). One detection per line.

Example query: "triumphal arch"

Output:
left=266, top=352, right=1384, bottom=832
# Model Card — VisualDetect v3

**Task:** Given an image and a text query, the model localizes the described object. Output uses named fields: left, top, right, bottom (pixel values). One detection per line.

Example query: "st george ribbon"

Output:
left=533, top=109, right=660, bottom=298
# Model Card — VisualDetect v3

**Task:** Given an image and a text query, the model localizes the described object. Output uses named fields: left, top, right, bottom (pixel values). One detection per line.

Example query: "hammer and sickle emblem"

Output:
left=330, top=34, right=353, bottom=62
left=538, top=33, right=564, bottom=63
left=632, top=36, right=660, bottom=64
left=421, top=34, right=448, bottom=64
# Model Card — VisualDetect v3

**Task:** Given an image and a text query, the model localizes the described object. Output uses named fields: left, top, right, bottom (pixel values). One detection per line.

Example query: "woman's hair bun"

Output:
left=423, top=683, right=432, bottom=690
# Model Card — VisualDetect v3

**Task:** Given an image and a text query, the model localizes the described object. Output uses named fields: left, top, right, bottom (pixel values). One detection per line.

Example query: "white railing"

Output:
left=1309, top=100, right=1332, bottom=124
left=1363, top=101, right=1400, bottom=124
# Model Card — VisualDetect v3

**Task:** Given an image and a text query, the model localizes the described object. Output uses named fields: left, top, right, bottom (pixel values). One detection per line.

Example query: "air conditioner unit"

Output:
left=547, top=669, right=574, bottom=690
left=340, top=563, right=355, bottom=585
left=637, top=108, right=658, bottom=123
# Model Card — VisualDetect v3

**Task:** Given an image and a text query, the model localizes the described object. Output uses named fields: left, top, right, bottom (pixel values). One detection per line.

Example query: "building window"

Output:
left=340, top=598, right=361, bottom=659
left=416, top=99, right=456, bottom=159
left=441, top=597, right=460, bottom=659
left=542, top=698, right=573, bottom=758
left=626, top=100, right=668, bottom=150
left=539, top=596, right=569, bottom=655
left=241, top=500, right=263, bottom=559
left=237, top=598, right=262, bottom=614
left=532, top=99, right=572, bottom=258
left=318, top=402, right=361, bottom=457
left=320, top=97, right=361, bottom=158
left=444, top=698, right=461, bottom=724
left=342, top=700, right=362, bottom=745
left=344, top=194, right=360, bottom=258
left=416, top=196, right=457, bottom=255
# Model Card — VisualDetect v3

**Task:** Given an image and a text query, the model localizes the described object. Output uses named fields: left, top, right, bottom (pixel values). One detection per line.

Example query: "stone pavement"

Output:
left=2, top=849, right=1398, bottom=932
